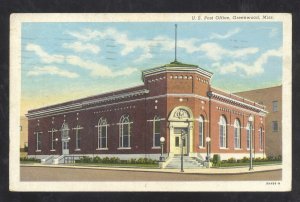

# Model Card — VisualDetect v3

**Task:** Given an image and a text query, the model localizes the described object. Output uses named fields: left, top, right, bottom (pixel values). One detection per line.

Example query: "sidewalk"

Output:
left=21, top=163, right=282, bottom=175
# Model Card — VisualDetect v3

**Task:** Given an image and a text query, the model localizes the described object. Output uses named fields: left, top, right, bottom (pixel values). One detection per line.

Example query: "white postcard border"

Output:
left=9, top=13, right=292, bottom=192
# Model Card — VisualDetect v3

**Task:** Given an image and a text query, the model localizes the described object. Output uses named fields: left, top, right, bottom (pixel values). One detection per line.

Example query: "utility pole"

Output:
left=174, top=24, right=177, bottom=62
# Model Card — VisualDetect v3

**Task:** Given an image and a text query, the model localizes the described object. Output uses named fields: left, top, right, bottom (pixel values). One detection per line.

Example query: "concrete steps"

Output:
left=165, top=156, right=204, bottom=169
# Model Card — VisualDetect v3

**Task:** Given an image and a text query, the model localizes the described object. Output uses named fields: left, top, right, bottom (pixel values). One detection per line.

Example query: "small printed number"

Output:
left=266, top=182, right=280, bottom=185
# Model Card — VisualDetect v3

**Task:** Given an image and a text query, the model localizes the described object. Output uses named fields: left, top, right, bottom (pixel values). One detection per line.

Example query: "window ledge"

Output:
left=36, top=150, right=41, bottom=152
left=96, top=148, right=109, bottom=150
left=151, top=146, right=161, bottom=149
left=234, top=148, right=242, bottom=150
left=75, top=149, right=81, bottom=151
left=219, top=147, right=229, bottom=150
left=117, top=147, right=132, bottom=150
left=198, top=146, right=205, bottom=149
left=50, top=149, right=56, bottom=152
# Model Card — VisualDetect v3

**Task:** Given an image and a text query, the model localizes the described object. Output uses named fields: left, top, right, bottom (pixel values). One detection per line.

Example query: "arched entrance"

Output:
left=168, top=106, right=194, bottom=156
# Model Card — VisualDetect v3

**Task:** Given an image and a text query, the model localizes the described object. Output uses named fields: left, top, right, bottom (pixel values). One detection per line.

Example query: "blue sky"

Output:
left=21, top=22, right=282, bottom=115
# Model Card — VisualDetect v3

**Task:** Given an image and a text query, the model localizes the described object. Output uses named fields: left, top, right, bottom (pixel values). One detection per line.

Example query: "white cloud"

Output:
left=255, top=27, right=278, bottom=38
left=217, top=47, right=282, bottom=76
left=198, top=42, right=259, bottom=61
left=65, top=55, right=137, bottom=77
left=27, top=66, right=79, bottom=78
left=26, top=43, right=65, bottom=63
left=269, top=28, right=278, bottom=38
left=25, top=42, right=136, bottom=78
left=209, top=28, right=241, bottom=40
left=63, top=41, right=100, bottom=54
left=67, top=29, right=175, bottom=63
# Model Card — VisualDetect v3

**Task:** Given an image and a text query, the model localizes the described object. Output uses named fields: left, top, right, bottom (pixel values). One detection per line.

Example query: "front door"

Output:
left=172, top=127, right=188, bottom=155
left=62, top=141, right=69, bottom=155
left=61, top=123, right=70, bottom=155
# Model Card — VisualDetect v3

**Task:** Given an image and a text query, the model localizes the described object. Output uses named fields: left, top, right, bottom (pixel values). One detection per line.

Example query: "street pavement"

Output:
left=21, top=163, right=282, bottom=174
left=20, top=164, right=282, bottom=181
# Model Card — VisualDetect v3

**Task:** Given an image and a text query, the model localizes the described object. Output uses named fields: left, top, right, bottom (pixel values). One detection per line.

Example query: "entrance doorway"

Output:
left=61, top=123, right=70, bottom=155
left=173, top=127, right=188, bottom=155
left=62, top=141, right=69, bottom=155
left=168, top=106, right=194, bottom=157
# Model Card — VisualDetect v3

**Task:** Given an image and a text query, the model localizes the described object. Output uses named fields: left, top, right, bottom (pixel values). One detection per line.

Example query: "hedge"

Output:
left=75, top=157, right=157, bottom=164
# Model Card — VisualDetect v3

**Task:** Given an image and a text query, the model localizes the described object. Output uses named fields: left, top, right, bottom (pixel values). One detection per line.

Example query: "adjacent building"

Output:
left=235, top=85, right=282, bottom=157
left=26, top=61, right=267, bottom=161
left=20, top=116, right=28, bottom=150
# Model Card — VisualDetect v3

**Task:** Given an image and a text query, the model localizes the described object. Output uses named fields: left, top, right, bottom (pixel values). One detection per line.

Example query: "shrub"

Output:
left=254, top=157, right=262, bottom=162
left=129, top=158, right=137, bottom=164
left=81, top=156, right=92, bottom=163
left=212, top=154, right=221, bottom=167
left=241, top=156, right=249, bottom=163
left=120, top=160, right=127, bottom=164
left=227, top=157, right=237, bottom=163
left=267, top=154, right=275, bottom=161
left=276, top=155, right=282, bottom=161
left=110, top=157, right=121, bottom=163
left=20, top=157, right=40, bottom=163
left=102, top=157, right=110, bottom=163
left=93, top=156, right=101, bottom=163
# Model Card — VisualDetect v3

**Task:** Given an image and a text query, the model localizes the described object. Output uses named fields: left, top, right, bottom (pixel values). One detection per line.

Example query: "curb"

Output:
left=20, top=164, right=282, bottom=175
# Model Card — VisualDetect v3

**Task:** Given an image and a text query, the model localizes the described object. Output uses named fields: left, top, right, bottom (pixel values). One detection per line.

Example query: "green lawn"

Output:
left=216, top=161, right=282, bottom=168
left=73, top=163, right=160, bottom=168
left=20, top=161, right=40, bottom=164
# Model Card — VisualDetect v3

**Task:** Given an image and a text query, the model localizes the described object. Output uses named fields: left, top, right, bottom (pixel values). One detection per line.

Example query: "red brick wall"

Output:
left=28, top=70, right=265, bottom=158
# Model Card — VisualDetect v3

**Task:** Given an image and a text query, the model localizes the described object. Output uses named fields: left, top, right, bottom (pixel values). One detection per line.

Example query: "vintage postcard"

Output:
left=10, top=13, right=291, bottom=192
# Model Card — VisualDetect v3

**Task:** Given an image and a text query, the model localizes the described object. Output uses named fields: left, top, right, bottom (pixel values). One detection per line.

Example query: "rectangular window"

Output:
left=175, top=137, right=179, bottom=147
left=121, top=124, right=130, bottom=148
left=153, top=120, right=161, bottom=147
left=272, top=121, right=278, bottom=132
left=36, top=132, right=41, bottom=151
left=51, top=131, right=55, bottom=150
left=76, top=129, right=81, bottom=149
left=100, top=126, right=107, bottom=148
left=234, top=128, right=240, bottom=148
left=199, top=122, right=203, bottom=147
left=219, top=126, right=225, bottom=148
left=259, top=129, right=263, bottom=150
left=272, top=100, right=278, bottom=112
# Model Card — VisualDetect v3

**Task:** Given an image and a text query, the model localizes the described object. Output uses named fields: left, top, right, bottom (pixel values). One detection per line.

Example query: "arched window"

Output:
left=35, top=131, right=42, bottom=151
left=246, top=122, right=251, bottom=149
left=119, top=115, right=132, bottom=148
left=98, top=118, right=108, bottom=149
left=74, top=125, right=83, bottom=150
left=259, top=127, right=263, bottom=150
left=153, top=116, right=161, bottom=147
left=48, top=128, right=57, bottom=151
left=199, top=116, right=204, bottom=147
left=234, top=119, right=241, bottom=149
left=219, top=115, right=227, bottom=148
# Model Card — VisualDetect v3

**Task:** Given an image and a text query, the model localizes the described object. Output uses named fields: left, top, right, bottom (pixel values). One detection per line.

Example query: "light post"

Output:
left=205, top=136, right=211, bottom=168
left=180, top=129, right=186, bottom=173
left=55, top=138, right=58, bottom=154
left=159, top=137, right=165, bottom=161
left=249, top=115, right=254, bottom=171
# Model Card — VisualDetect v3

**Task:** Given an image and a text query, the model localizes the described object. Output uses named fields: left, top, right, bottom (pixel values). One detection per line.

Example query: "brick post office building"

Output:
left=27, top=61, right=267, bottom=162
